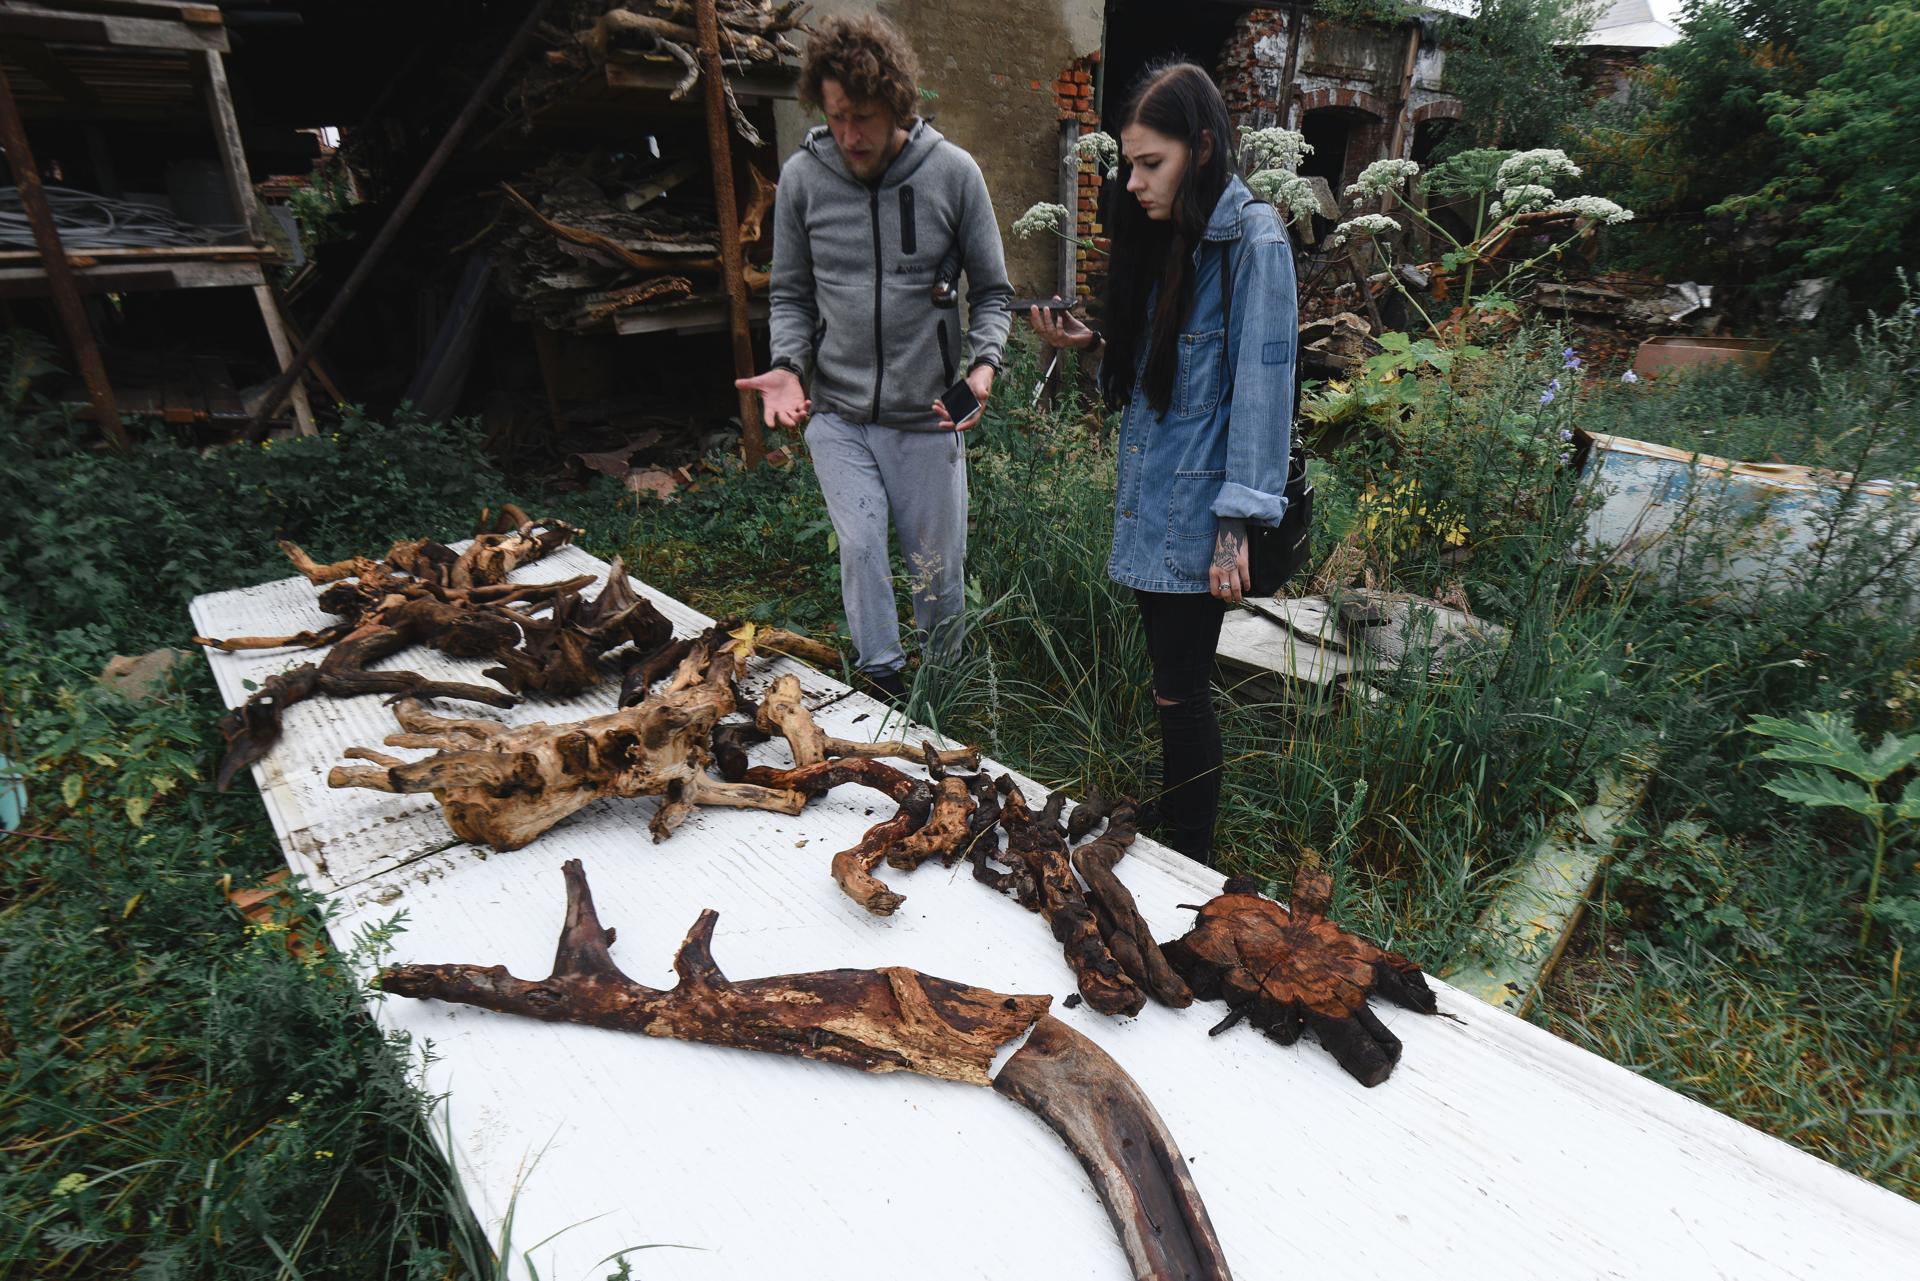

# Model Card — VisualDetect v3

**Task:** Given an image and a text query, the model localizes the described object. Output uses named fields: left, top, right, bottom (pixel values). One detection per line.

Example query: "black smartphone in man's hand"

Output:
left=1011, top=296, right=1079, bottom=315
left=938, top=377, right=982, bottom=428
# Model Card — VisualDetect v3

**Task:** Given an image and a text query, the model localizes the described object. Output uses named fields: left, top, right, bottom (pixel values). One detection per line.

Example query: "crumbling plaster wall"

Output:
left=1219, top=8, right=1454, bottom=182
left=772, top=0, right=1103, bottom=294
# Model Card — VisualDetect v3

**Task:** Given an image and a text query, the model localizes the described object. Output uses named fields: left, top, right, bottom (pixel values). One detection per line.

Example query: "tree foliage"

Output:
left=1579, top=0, right=1920, bottom=302
left=1437, top=0, right=1603, bottom=153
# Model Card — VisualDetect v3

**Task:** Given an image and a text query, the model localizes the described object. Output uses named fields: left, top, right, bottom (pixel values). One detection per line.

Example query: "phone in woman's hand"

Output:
left=1011, top=296, right=1079, bottom=315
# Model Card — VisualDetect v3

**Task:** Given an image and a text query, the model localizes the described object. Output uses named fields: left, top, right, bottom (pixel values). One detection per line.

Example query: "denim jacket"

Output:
left=1106, top=175, right=1297, bottom=594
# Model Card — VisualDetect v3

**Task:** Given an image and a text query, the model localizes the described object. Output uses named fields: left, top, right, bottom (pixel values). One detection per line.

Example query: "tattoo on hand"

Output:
left=1212, top=531, right=1243, bottom=573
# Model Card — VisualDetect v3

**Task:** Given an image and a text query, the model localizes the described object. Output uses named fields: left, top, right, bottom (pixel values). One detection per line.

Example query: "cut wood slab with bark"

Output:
left=1162, top=858, right=1439, bottom=1087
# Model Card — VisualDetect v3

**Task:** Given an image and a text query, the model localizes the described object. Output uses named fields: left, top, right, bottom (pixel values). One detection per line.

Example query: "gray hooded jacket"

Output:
left=767, top=119, right=1014, bottom=431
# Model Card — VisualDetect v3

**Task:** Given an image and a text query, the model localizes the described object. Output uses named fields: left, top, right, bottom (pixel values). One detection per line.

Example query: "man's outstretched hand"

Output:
left=932, top=363, right=994, bottom=432
left=736, top=368, right=811, bottom=428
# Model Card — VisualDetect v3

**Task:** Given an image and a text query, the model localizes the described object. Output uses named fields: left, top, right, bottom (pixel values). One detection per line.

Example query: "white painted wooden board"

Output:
left=192, top=547, right=1920, bottom=1281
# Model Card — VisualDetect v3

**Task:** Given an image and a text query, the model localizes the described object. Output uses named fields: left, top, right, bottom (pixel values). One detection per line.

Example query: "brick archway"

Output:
left=1294, top=86, right=1391, bottom=121
left=1411, top=99, right=1463, bottom=126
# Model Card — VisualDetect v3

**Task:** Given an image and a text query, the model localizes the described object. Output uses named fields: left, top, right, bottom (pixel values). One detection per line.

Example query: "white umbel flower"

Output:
left=1240, top=126, right=1313, bottom=176
left=1331, top=213, right=1400, bottom=246
left=1249, top=169, right=1322, bottom=226
left=1552, top=195, right=1635, bottom=225
left=1012, top=202, right=1071, bottom=239
left=1066, top=131, right=1120, bottom=179
left=1496, top=149, right=1581, bottom=192
left=1495, top=184, right=1557, bottom=218
left=1345, top=158, right=1420, bottom=201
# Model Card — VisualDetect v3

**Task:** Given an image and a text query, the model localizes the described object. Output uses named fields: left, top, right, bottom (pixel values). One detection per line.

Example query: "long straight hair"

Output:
left=1099, top=62, right=1238, bottom=414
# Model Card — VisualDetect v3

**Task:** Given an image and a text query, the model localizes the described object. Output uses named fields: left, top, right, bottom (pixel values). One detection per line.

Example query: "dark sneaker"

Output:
left=862, top=668, right=908, bottom=703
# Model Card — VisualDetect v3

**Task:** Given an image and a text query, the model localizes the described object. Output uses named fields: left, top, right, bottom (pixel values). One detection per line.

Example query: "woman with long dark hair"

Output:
left=1028, top=61, right=1297, bottom=865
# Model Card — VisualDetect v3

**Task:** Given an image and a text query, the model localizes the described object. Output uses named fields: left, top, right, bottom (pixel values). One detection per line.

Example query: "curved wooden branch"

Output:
left=377, top=859, right=1051, bottom=1085
left=994, top=1015, right=1233, bottom=1281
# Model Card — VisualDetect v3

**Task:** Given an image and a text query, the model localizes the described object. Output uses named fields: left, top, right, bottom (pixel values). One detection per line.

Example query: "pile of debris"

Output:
left=516, top=0, right=808, bottom=145
left=493, top=150, right=774, bottom=332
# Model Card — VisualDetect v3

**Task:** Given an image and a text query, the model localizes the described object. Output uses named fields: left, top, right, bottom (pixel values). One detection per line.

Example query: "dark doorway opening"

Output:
left=1099, top=0, right=1243, bottom=133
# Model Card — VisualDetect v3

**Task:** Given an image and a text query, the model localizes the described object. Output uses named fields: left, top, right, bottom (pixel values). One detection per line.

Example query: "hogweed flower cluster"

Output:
left=1496, top=149, right=1581, bottom=191
left=1490, top=184, right=1556, bottom=220
left=1551, top=195, right=1634, bottom=225
left=1012, top=202, right=1071, bottom=240
left=1331, top=213, right=1401, bottom=247
left=1345, top=158, right=1420, bottom=201
left=1250, top=168, right=1323, bottom=226
left=1066, top=130, right=1120, bottom=179
left=1240, top=125, right=1313, bottom=176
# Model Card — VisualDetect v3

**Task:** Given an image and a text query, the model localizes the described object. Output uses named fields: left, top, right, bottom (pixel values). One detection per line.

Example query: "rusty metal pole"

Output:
left=0, top=65, right=128, bottom=452
left=245, top=0, right=554, bottom=437
left=693, top=0, right=765, bottom=468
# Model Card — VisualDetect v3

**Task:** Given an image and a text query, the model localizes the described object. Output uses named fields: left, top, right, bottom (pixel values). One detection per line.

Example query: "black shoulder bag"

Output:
left=1219, top=224, right=1314, bottom=598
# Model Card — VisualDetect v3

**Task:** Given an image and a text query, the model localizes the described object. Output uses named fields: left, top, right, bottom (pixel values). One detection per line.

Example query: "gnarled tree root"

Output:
left=1072, top=801, right=1193, bottom=1010
left=756, top=673, right=980, bottom=770
left=995, top=1014, right=1234, bottom=1281
left=984, top=782, right=1144, bottom=1018
left=376, top=859, right=1050, bottom=1084
left=379, top=863, right=1230, bottom=1280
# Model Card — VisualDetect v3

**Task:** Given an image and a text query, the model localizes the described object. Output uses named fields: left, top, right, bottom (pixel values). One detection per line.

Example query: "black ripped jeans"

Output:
left=1133, top=589, right=1228, bottom=865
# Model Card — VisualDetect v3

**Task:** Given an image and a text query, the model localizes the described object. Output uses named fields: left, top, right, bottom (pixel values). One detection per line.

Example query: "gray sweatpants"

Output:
left=804, top=409, right=968, bottom=676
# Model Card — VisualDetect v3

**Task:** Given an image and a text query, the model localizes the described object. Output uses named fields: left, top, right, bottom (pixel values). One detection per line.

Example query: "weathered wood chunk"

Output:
left=1161, top=857, right=1438, bottom=1086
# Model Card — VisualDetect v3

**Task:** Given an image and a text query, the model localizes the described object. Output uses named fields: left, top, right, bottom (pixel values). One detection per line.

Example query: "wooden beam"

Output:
left=0, top=244, right=272, bottom=264
left=0, top=60, right=125, bottom=448
left=197, top=47, right=255, bottom=238
left=693, top=0, right=762, bottom=467
left=0, top=36, right=100, bottom=108
left=252, top=283, right=314, bottom=435
left=0, top=257, right=265, bottom=295
left=0, top=5, right=227, bottom=52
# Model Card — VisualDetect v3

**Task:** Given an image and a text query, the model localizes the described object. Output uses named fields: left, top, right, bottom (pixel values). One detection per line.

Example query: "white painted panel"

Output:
left=192, top=548, right=1920, bottom=1281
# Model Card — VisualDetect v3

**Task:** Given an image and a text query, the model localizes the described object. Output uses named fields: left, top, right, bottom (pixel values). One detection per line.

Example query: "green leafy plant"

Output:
left=1747, top=711, right=1920, bottom=951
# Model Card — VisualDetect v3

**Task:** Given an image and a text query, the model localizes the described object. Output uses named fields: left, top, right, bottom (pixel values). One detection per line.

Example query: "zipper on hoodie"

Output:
left=869, top=186, right=884, bottom=422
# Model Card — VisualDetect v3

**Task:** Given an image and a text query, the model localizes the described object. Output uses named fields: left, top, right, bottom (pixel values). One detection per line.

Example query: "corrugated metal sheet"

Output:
left=192, top=545, right=1920, bottom=1280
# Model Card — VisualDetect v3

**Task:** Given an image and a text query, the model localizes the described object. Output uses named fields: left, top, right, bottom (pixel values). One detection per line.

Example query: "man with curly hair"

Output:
left=736, top=13, right=1013, bottom=702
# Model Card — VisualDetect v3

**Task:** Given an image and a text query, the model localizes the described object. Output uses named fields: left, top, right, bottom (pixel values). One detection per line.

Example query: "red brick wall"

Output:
left=1055, top=52, right=1107, bottom=303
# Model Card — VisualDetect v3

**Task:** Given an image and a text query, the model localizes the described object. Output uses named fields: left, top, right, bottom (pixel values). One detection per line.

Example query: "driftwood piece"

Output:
left=1161, top=859, right=1438, bottom=1086
left=484, top=557, right=674, bottom=696
left=378, top=859, right=1050, bottom=1084
left=329, top=627, right=803, bottom=848
left=195, top=515, right=585, bottom=789
left=987, top=782, right=1144, bottom=1018
left=1066, top=786, right=1115, bottom=843
left=1072, top=801, right=1193, bottom=1009
left=329, top=620, right=863, bottom=849
left=620, top=633, right=696, bottom=705
left=204, top=594, right=535, bottom=791
left=995, top=1014, right=1233, bottom=1281
left=754, top=673, right=978, bottom=770
left=381, top=862, right=1228, bottom=1278
left=281, top=506, right=576, bottom=593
